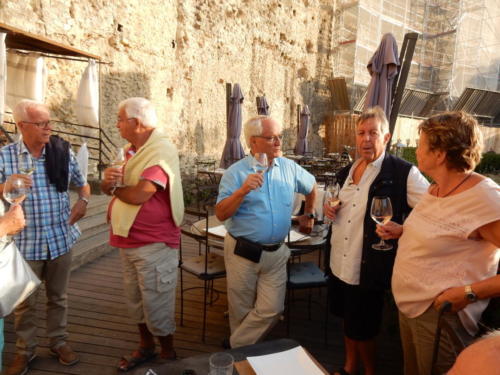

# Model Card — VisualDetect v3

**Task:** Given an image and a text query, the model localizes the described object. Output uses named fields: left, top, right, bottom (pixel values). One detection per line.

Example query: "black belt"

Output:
left=229, top=233, right=283, bottom=252
left=261, top=243, right=283, bottom=252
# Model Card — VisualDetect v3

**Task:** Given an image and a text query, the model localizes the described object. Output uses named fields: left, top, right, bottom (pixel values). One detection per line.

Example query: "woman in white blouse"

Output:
left=376, top=111, right=500, bottom=375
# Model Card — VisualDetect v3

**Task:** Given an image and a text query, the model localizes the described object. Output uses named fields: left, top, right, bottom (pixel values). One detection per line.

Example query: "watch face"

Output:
left=466, top=292, right=477, bottom=302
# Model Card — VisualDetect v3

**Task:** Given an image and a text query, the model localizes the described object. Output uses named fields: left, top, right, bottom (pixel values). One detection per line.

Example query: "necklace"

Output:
left=436, top=172, right=473, bottom=198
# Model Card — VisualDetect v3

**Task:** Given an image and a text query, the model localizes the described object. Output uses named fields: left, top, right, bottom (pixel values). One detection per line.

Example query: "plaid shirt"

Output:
left=0, top=141, right=86, bottom=260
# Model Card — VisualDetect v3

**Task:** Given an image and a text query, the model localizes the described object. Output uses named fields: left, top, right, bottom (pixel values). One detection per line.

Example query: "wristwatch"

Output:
left=305, top=212, right=316, bottom=219
left=78, top=196, right=89, bottom=204
left=465, top=285, right=477, bottom=302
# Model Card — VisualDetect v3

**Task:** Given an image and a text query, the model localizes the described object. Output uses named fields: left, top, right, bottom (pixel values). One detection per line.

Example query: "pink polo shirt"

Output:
left=110, top=165, right=180, bottom=249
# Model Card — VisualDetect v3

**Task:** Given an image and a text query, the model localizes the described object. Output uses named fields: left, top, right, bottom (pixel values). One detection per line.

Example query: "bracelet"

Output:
left=109, top=186, right=117, bottom=196
left=78, top=196, right=89, bottom=204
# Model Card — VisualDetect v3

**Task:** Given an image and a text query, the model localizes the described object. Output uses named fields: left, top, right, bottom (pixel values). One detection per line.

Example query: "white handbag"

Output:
left=0, top=241, right=41, bottom=318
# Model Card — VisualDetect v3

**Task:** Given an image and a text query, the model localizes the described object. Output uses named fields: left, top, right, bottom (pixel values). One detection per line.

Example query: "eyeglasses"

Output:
left=254, top=135, right=283, bottom=143
left=22, top=120, right=51, bottom=129
left=116, top=117, right=136, bottom=123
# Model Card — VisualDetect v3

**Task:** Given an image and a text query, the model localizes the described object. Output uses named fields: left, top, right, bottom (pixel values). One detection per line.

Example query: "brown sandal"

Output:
left=118, top=347, right=157, bottom=372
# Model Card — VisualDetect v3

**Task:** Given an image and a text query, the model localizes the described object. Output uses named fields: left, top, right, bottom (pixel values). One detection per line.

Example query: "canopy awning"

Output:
left=0, top=22, right=100, bottom=60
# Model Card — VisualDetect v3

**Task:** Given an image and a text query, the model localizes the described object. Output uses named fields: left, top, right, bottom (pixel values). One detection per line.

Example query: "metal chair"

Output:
left=179, top=208, right=226, bottom=342
left=285, top=228, right=330, bottom=345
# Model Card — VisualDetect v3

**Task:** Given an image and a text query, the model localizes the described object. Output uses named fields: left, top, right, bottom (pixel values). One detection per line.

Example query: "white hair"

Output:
left=244, top=115, right=275, bottom=148
left=13, top=99, right=49, bottom=124
left=118, top=97, right=158, bottom=128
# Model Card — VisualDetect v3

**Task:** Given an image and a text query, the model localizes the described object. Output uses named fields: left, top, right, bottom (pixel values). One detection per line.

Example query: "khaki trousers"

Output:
left=14, top=251, right=72, bottom=355
left=399, top=306, right=460, bottom=375
left=224, top=235, right=290, bottom=348
left=120, top=243, right=178, bottom=337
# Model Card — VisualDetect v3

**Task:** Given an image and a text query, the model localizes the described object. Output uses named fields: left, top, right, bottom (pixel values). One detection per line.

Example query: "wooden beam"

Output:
left=0, top=22, right=100, bottom=60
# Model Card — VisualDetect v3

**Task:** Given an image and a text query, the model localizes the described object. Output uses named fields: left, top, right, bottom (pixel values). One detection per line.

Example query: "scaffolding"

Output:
left=331, top=0, right=500, bottom=113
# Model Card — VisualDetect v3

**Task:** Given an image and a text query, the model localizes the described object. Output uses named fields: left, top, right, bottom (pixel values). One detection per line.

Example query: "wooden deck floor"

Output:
left=2, top=235, right=404, bottom=374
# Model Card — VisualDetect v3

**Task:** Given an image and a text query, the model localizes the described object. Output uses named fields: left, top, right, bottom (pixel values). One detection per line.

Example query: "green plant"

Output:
left=476, top=151, right=500, bottom=174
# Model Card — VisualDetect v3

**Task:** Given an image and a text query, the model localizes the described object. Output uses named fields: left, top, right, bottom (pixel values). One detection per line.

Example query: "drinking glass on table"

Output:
left=3, top=176, right=28, bottom=206
left=370, top=196, right=393, bottom=250
left=209, top=352, right=234, bottom=375
left=251, top=152, right=268, bottom=191
left=111, top=147, right=126, bottom=187
left=18, top=153, right=36, bottom=176
left=323, top=183, right=340, bottom=224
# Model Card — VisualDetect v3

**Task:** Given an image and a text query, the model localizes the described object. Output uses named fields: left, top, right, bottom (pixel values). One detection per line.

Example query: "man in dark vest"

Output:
left=324, top=106, right=428, bottom=375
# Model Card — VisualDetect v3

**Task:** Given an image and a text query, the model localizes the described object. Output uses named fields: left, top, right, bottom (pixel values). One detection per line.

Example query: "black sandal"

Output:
left=118, top=347, right=157, bottom=372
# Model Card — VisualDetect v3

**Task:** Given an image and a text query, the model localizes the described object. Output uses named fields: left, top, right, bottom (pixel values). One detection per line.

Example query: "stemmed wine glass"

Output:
left=370, top=196, right=393, bottom=250
left=18, top=153, right=36, bottom=176
left=3, top=176, right=28, bottom=206
left=323, top=183, right=341, bottom=224
left=111, top=147, right=126, bottom=187
left=251, top=153, right=268, bottom=191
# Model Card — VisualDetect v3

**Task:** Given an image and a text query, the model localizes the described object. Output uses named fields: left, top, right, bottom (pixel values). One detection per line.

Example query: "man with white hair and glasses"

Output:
left=101, top=97, right=184, bottom=371
left=216, top=115, right=317, bottom=348
left=1, top=99, right=90, bottom=375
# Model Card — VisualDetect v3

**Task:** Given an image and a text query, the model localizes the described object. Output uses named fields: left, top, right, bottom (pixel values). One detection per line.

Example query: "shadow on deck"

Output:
left=2, top=235, right=403, bottom=374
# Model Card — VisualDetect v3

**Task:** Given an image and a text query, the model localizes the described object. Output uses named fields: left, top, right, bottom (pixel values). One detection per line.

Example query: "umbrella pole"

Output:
left=226, top=83, right=232, bottom=127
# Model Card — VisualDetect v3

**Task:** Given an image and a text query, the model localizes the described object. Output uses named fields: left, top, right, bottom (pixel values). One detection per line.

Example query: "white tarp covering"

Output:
left=6, top=52, right=47, bottom=110
left=75, top=59, right=99, bottom=133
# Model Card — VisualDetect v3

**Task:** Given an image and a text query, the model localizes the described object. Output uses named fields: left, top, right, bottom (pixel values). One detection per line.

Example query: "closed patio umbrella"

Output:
left=256, top=96, right=269, bottom=115
left=220, top=83, right=245, bottom=168
left=364, top=33, right=400, bottom=118
left=294, top=105, right=310, bottom=155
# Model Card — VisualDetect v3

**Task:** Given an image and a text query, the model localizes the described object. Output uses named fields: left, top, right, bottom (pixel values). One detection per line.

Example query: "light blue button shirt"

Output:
left=217, top=155, right=315, bottom=244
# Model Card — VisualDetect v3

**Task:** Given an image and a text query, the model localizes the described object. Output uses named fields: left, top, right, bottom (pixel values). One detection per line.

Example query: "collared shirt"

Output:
left=330, top=152, right=429, bottom=285
left=217, top=155, right=315, bottom=244
left=0, top=141, right=86, bottom=260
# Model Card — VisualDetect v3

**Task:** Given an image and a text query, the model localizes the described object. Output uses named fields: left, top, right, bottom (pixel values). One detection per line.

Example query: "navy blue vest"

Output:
left=333, top=153, right=413, bottom=290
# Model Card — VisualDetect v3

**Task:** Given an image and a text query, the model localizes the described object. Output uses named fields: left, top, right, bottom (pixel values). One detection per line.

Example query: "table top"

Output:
left=129, top=338, right=328, bottom=375
left=192, top=216, right=328, bottom=250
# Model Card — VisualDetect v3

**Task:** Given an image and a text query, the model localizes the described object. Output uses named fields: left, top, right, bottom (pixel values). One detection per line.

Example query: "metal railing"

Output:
left=0, top=119, right=117, bottom=179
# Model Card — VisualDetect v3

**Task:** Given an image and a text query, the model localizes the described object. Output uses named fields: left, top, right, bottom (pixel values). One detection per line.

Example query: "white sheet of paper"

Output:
left=288, top=229, right=310, bottom=242
left=247, top=346, right=324, bottom=375
left=207, top=224, right=227, bottom=237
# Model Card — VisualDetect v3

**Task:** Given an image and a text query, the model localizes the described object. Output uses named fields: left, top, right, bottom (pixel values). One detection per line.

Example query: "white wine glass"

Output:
left=323, top=183, right=341, bottom=225
left=251, top=153, right=268, bottom=191
left=111, top=147, right=126, bottom=187
left=18, top=153, right=36, bottom=176
left=3, top=176, right=28, bottom=206
left=370, top=196, right=393, bottom=251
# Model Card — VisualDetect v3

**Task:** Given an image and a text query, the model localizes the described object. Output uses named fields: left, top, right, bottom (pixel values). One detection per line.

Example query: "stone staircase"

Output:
left=69, top=191, right=113, bottom=270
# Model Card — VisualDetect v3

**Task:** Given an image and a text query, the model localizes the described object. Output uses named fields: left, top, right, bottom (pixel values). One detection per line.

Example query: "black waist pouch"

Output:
left=234, top=236, right=262, bottom=263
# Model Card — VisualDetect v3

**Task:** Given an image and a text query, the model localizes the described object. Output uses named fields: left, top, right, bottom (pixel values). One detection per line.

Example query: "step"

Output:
left=71, top=230, right=115, bottom=271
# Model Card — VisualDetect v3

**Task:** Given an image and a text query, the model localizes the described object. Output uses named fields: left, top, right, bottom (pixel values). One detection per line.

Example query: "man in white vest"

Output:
left=101, top=97, right=184, bottom=371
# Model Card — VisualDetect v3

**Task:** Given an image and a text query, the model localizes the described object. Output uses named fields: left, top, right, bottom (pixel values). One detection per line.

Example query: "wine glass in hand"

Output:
left=3, top=176, right=28, bottom=206
left=370, top=196, right=393, bottom=250
left=251, top=153, right=268, bottom=191
left=111, top=147, right=126, bottom=187
left=323, top=183, right=341, bottom=224
left=18, top=153, right=35, bottom=176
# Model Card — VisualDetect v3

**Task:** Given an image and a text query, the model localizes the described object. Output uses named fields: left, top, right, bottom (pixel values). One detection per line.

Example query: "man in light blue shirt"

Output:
left=216, top=115, right=317, bottom=348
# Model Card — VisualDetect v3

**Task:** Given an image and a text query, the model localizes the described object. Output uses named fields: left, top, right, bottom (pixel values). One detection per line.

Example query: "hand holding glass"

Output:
left=18, top=153, right=35, bottom=175
left=323, top=183, right=340, bottom=224
left=370, top=196, right=393, bottom=250
left=3, top=177, right=28, bottom=206
left=251, top=153, right=268, bottom=191
left=111, top=147, right=126, bottom=187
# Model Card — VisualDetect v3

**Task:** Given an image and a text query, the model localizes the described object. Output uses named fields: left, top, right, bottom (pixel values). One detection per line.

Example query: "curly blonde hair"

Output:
left=418, top=111, right=483, bottom=172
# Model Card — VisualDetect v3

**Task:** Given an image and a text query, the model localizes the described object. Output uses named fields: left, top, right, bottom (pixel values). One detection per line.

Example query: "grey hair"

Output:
left=13, top=99, right=49, bottom=124
left=118, top=97, right=158, bottom=128
left=357, top=106, right=389, bottom=134
left=244, top=115, right=275, bottom=147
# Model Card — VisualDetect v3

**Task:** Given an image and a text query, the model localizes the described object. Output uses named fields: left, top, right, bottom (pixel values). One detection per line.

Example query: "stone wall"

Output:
left=0, top=0, right=336, bottom=172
